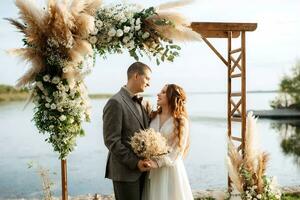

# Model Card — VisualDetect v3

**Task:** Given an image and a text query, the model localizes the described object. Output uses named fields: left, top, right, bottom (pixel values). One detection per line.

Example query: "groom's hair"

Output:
left=127, top=62, right=151, bottom=80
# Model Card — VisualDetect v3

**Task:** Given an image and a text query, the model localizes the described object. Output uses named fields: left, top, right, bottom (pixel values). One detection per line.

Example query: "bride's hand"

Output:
left=145, top=159, right=158, bottom=169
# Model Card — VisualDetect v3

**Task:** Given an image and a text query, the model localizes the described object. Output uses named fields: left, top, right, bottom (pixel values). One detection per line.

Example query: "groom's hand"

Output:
left=137, top=160, right=151, bottom=172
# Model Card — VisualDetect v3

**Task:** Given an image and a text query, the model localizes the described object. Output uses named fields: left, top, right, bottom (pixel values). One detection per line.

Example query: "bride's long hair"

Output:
left=151, top=84, right=190, bottom=157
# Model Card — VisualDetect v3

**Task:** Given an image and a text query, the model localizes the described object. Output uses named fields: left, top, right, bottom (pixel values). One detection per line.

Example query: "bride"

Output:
left=143, top=84, right=193, bottom=200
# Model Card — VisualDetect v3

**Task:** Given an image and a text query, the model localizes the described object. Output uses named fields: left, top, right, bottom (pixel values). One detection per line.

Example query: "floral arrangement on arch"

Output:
left=227, top=112, right=281, bottom=200
left=89, top=1, right=201, bottom=64
left=6, top=0, right=201, bottom=159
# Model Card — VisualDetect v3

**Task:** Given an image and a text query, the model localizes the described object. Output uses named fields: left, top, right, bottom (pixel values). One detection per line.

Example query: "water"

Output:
left=0, top=92, right=299, bottom=198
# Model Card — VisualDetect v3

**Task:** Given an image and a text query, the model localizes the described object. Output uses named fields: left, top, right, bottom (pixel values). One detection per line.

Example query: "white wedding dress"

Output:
left=142, top=115, right=194, bottom=200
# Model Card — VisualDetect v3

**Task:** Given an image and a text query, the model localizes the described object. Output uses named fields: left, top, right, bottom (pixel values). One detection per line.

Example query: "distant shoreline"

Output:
left=0, top=83, right=278, bottom=102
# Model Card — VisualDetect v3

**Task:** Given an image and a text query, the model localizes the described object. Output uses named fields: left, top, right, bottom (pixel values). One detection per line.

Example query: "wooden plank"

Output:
left=232, top=117, right=242, bottom=122
left=230, top=48, right=242, bottom=54
left=195, top=30, right=240, bottom=38
left=202, top=37, right=228, bottom=66
left=231, top=99, right=242, bottom=115
left=191, top=22, right=257, bottom=32
left=231, top=136, right=242, bottom=142
left=231, top=92, right=242, bottom=97
left=231, top=73, right=241, bottom=78
left=230, top=54, right=242, bottom=73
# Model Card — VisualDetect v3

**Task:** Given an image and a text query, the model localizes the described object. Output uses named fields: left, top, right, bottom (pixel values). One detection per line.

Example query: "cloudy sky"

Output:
left=0, top=0, right=299, bottom=94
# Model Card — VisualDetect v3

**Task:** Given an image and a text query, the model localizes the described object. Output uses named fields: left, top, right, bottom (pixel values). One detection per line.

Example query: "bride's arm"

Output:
left=155, top=117, right=189, bottom=167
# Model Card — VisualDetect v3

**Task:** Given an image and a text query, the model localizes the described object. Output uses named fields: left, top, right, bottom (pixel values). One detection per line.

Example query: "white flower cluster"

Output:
left=90, top=4, right=151, bottom=53
left=32, top=74, right=91, bottom=159
left=241, top=176, right=281, bottom=200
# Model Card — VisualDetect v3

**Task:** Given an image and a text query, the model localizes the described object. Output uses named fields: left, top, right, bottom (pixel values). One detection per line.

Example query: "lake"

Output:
left=0, top=92, right=299, bottom=198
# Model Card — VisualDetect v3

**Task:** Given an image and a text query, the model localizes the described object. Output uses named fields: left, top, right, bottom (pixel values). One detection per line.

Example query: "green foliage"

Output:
left=271, top=61, right=300, bottom=110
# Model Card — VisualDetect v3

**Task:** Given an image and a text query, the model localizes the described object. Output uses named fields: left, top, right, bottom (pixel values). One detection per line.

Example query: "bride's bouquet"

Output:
left=130, top=128, right=170, bottom=159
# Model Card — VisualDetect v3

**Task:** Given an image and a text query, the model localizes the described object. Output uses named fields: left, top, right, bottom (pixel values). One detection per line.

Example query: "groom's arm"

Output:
left=103, top=98, right=139, bottom=170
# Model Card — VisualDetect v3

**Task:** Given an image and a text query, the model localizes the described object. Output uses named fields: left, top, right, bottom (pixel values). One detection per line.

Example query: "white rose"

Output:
left=43, top=75, right=50, bottom=82
left=69, top=117, right=74, bottom=123
left=135, top=18, right=141, bottom=25
left=46, top=97, right=52, bottom=103
left=50, top=103, right=56, bottom=110
left=121, top=17, right=127, bottom=23
left=123, top=26, right=131, bottom=33
left=130, top=19, right=135, bottom=25
left=116, top=29, right=123, bottom=37
left=59, top=115, right=67, bottom=121
left=52, top=77, right=60, bottom=84
left=122, top=36, right=130, bottom=43
left=96, top=20, right=103, bottom=28
left=142, top=32, right=150, bottom=39
left=88, top=36, right=97, bottom=44
left=57, top=107, right=64, bottom=112
left=57, top=83, right=65, bottom=91
left=256, top=194, right=261, bottom=199
left=45, top=103, right=50, bottom=108
left=108, top=28, right=116, bottom=37
left=135, top=25, right=141, bottom=31
left=129, top=33, right=133, bottom=39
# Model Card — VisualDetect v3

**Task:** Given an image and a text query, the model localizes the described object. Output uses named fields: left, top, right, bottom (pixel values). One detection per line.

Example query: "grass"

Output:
left=282, top=193, right=300, bottom=200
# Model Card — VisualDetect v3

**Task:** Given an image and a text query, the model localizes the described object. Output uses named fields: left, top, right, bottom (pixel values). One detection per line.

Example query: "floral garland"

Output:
left=90, top=4, right=182, bottom=65
left=7, top=0, right=200, bottom=159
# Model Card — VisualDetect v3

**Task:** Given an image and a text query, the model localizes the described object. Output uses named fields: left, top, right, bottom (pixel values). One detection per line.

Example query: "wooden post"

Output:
left=241, top=31, right=247, bottom=156
left=227, top=31, right=232, bottom=191
left=61, top=159, right=68, bottom=200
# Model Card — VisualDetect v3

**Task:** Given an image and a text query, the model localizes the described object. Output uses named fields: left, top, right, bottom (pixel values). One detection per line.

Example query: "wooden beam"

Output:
left=202, top=37, right=228, bottom=66
left=191, top=22, right=257, bottom=32
left=195, top=30, right=240, bottom=38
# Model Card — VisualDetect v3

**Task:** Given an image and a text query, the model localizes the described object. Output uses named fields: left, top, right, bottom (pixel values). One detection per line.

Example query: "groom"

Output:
left=103, top=61, right=152, bottom=200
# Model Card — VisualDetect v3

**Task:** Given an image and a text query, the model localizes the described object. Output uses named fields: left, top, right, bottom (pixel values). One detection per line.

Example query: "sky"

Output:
left=0, top=0, right=300, bottom=94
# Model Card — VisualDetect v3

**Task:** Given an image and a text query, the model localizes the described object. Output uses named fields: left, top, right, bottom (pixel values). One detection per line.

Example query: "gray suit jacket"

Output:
left=103, top=87, right=150, bottom=182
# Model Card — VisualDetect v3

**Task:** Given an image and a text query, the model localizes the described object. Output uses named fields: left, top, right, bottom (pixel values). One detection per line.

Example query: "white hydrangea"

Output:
left=116, top=29, right=124, bottom=37
left=108, top=28, right=116, bottom=37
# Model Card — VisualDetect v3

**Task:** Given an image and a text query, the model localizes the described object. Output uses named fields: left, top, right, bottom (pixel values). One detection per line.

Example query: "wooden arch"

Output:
left=190, top=22, right=257, bottom=187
